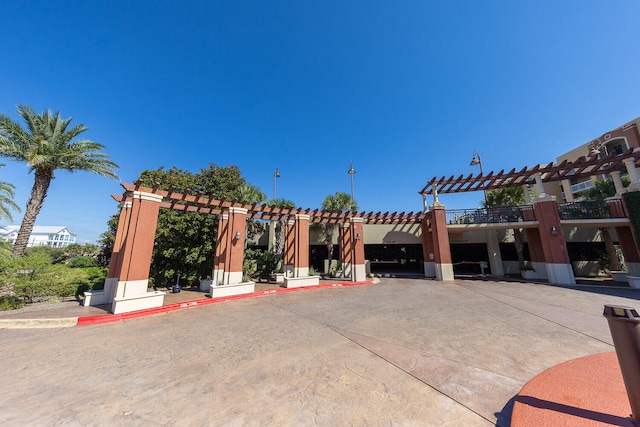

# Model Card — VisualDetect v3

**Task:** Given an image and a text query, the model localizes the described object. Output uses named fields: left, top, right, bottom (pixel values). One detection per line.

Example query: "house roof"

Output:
left=0, top=226, right=76, bottom=236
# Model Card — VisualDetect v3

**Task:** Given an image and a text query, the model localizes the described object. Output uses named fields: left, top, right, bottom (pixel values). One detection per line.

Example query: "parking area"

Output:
left=0, top=278, right=637, bottom=426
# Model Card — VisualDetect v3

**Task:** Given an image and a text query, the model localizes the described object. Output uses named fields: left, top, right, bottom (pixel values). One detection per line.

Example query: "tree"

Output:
left=583, top=176, right=630, bottom=272
left=0, top=164, right=20, bottom=221
left=314, top=192, right=358, bottom=262
left=134, top=165, right=248, bottom=288
left=482, top=187, right=526, bottom=269
left=0, top=105, right=119, bottom=256
left=235, top=184, right=268, bottom=242
left=266, top=198, right=296, bottom=262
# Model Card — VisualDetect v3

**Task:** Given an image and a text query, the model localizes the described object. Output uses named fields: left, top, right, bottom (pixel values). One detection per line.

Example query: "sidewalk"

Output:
left=0, top=280, right=368, bottom=328
left=1, top=277, right=638, bottom=426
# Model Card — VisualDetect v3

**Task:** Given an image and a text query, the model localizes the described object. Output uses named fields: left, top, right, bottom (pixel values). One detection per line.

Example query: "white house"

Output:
left=0, top=226, right=77, bottom=249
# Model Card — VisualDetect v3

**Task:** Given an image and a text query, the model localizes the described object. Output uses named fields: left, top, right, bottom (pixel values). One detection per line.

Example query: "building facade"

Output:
left=0, top=226, right=77, bottom=249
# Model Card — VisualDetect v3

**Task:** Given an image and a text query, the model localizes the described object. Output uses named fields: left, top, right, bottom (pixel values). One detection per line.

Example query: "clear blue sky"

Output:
left=2, top=1, right=640, bottom=244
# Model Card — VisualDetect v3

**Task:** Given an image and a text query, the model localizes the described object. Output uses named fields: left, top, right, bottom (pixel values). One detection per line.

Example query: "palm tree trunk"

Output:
left=600, top=227, right=622, bottom=271
left=12, top=168, right=52, bottom=256
left=513, top=228, right=525, bottom=269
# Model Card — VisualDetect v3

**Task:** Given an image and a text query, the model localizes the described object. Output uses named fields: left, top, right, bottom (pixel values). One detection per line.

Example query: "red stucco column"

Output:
left=532, top=198, right=575, bottom=284
left=292, top=214, right=310, bottom=277
left=104, top=200, right=132, bottom=299
left=283, top=218, right=295, bottom=277
left=430, top=204, right=453, bottom=281
left=420, top=216, right=435, bottom=278
left=109, top=191, right=165, bottom=313
left=339, top=223, right=352, bottom=278
left=212, top=207, right=248, bottom=285
left=349, top=217, right=366, bottom=281
left=609, top=196, right=640, bottom=275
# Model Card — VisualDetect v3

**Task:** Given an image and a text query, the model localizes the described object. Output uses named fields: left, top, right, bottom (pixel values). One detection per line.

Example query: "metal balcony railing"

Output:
left=557, top=201, right=611, bottom=220
left=446, top=206, right=528, bottom=225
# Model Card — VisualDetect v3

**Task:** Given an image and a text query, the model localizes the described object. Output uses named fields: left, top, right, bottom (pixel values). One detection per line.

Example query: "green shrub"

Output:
left=67, top=256, right=98, bottom=268
left=0, top=296, right=24, bottom=311
left=244, top=248, right=279, bottom=281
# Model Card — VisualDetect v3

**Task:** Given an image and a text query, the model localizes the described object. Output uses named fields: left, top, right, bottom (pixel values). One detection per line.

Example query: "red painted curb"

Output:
left=76, top=281, right=373, bottom=326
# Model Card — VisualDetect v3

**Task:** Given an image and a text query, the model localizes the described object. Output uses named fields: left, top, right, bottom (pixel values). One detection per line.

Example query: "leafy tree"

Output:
left=313, top=192, right=358, bottom=262
left=0, top=105, right=119, bottom=256
left=0, top=164, right=20, bottom=221
left=582, top=176, right=630, bottom=272
left=135, top=165, right=247, bottom=288
left=482, top=187, right=526, bottom=269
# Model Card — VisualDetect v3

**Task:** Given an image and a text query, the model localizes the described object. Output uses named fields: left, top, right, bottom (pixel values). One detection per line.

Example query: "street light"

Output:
left=470, top=149, right=484, bottom=175
left=348, top=160, right=356, bottom=202
left=470, top=150, right=487, bottom=204
left=273, top=167, right=280, bottom=200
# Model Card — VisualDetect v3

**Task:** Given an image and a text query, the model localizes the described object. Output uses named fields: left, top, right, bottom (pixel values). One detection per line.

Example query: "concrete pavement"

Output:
left=0, top=277, right=638, bottom=426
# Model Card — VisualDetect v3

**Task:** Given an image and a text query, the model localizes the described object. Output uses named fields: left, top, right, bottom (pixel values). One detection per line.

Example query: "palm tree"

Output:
left=0, top=164, right=20, bottom=221
left=483, top=187, right=526, bottom=269
left=315, top=192, right=358, bottom=262
left=0, top=105, right=119, bottom=256
left=235, top=183, right=266, bottom=204
left=266, top=198, right=295, bottom=261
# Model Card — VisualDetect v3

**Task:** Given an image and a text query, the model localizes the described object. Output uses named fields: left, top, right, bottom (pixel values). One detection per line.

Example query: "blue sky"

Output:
left=2, top=1, right=640, bottom=243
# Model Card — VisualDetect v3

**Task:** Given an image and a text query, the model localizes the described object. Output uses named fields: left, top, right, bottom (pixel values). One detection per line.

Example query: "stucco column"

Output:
left=212, top=207, right=248, bottom=286
left=283, top=218, right=295, bottom=277
left=610, top=171, right=625, bottom=195
left=105, top=200, right=132, bottom=300
left=485, top=230, right=504, bottom=276
left=533, top=173, right=546, bottom=198
left=430, top=204, right=454, bottom=281
left=623, top=158, right=640, bottom=189
left=292, top=214, right=310, bottom=277
left=85, top=200, right=133, bottom=307
left=111, top=191, right=165, bottom=313
left=561, top=180, right=574, bottom=202
left=420, top=217, right=435, bottom=278
left=350, top=217, right=366, bottom=282
left=532, top=198, right=575, bottom=284
left=522, top=185, right=531, bottom=204
left=521, top=205, right=546, bottom=278
left=609, top=196, right=640, bottom=275
left=339, top=223, right=352, bottom=278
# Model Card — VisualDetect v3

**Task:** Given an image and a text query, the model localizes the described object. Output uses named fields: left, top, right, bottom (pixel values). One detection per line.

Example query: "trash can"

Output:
left=603, top=304, right=640, bottom=423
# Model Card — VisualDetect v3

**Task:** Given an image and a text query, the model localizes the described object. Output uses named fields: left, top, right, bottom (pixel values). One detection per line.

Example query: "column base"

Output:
left=626, top=262, right=640, bottom=276
left=112, top=291, right=165, bottom=314
left=284, top=276, right=320, bottom=288
left=209, top=281, right=255, bottom=298
left=423, top=261, right=435, bottom=278
left=350, top=264, right=366, bottom=282
left=545, top=263, right=576, bottom=285
left=531, top=262, right=548, bottom=280
left=212, top=270, right=243, bottom=286
left=84, top=277, right=118, bottom=306
left=435, top=263, right=454, bottom=281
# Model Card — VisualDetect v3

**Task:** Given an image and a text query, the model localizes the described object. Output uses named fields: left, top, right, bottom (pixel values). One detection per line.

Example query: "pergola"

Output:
left=114, top=182, right=426, bottom=225
left=419, top=148, right=640, bottom=197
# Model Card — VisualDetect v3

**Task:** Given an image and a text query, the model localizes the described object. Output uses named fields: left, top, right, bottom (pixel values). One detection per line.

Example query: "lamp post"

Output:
left=348, top=160, right=356, bottom=202
left=273, top=167, right=280, bottom=200
left=470, top=149, right=487, bottom=204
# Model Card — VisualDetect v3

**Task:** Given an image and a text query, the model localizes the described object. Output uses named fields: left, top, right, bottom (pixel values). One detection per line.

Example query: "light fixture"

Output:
left=273, top=168, right=280, bottom=200
left=234, top=231, right=241, bottom=240
left=355, top=233, right=361, bottom=240
left=348, top=160, right=356, bottom=202
left=551, top=226, right=558, bottom=236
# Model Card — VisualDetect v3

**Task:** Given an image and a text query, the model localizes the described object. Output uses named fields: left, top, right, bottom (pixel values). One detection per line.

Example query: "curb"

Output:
left=3, top=281, right=374, bottom=329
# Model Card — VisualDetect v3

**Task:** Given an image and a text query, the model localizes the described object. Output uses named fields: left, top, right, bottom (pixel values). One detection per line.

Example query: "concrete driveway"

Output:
left=1, top=278, right=636, bottom=426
